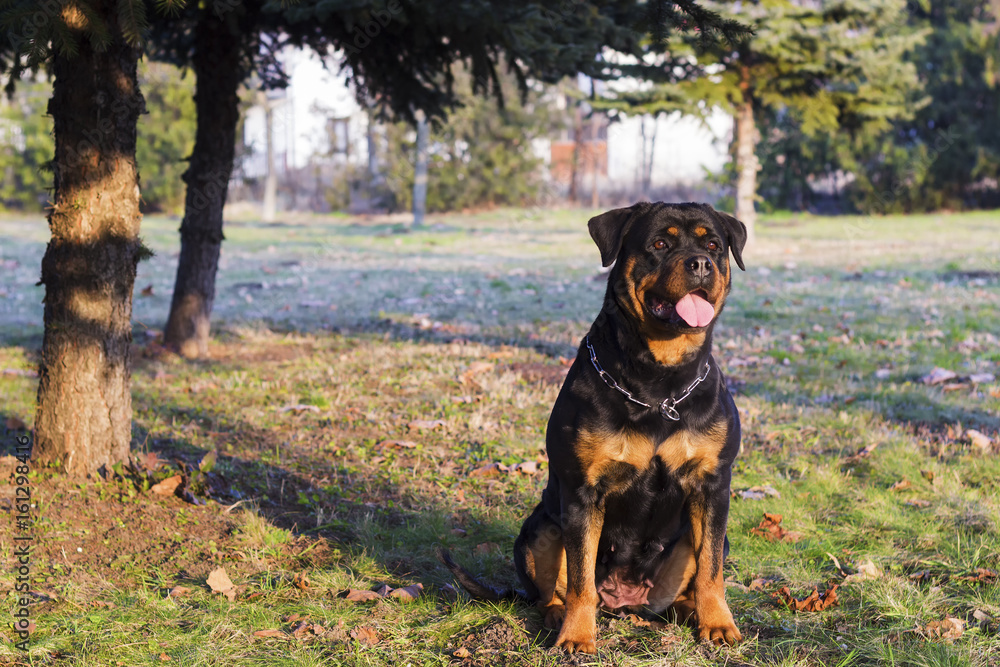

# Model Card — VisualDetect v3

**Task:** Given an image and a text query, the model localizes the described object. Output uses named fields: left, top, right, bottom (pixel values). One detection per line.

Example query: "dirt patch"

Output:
left=508, top=361, right=572, bottom=386
left=452, top=616, right=537, bottom=666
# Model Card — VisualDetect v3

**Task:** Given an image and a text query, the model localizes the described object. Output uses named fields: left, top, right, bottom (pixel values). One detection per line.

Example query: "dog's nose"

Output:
left=685, top=255, right=713, bottom=279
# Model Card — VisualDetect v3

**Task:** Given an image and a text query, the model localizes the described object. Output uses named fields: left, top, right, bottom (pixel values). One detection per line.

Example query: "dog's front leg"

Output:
left=690, top=475, right=742, bottom=645
left=554, top=488, right=604, bottom=654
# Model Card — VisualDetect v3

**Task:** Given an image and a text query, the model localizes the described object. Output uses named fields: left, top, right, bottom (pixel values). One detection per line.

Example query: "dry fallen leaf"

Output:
left=889, top=479, right=912, bottom=492
left=738, top=485, right=781, bottom=501
left=158, top=653, right=172, bottom=662
left=372, top=584, right=393, bottom=597
left=388, top=583, right=424, bottom=602
left=407, top=419, right=445, bottom=431
left=967, top=429, right=994, bottom=452
left=167, top=586, right=191, bottom=598
left=206, top=567, right=237, bottom=601
left=920, top=470, right=936, bottom=484
left=511, top=461, right=538, bottom=475
left=843, top=558, right=882, bottom=583
left=340, top=589, right=382, bottom=602
left=905, top=498, right=932, bottom=508
left=293, top=572, right=310, bottom=590
left=453, top=647, right=471, bottom=658
left=922, top=367, right=958, bottom=385
left=469, top=463, right=506, bottom=477
left=141, top=284, right=155, bottom=297
left=749, top=513, right=802, bottom=543
left=474, top=542, right=501, bottom=555
left=4, top=416, right=27, bottom=430
left=350, top=625, right=380, bottom=646
left=253, top=629, right=287, bottom=639
left=955, top=568, right=998, bottom=584
left=771, top=584, right=839, bottom=612
left=279, top=404, right=321, bottom=414
left=460, top=361, right=494, bottom=385
left=150, top=475, right=183, bottom=497
left=920, top=617, right=965, bottom=641
left=377, top=439, right=418, bottom=449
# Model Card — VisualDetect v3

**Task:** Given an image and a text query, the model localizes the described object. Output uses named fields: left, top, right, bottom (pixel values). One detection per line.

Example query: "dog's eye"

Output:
left=707, top=241, right=718, bottom=251
left=653, top=240, right=667, bottom=250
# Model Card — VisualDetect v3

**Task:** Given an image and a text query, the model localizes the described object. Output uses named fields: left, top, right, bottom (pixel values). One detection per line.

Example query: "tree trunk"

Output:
left=734, top=70, right=759, bottom=244
left=412, top=109, right=428, bottom=227
left=261, top=93, right=277, bottom=222
left=569, top=103, right=583, bottom=203
left=163, top=11, right=245, bottom=358
left=34, top=5, right=144, bottom=477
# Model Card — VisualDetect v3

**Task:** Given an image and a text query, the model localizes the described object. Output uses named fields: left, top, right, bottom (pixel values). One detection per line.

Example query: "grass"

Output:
left=0, top=206, right=998, bottom=666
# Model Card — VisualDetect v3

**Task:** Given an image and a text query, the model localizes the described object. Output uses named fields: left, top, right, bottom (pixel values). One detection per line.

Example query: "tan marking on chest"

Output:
left=657, top=422, right=727, bottom=478
left=646, top=333, right=706, bottom=365
left=577, top=429, right=655, bottom=487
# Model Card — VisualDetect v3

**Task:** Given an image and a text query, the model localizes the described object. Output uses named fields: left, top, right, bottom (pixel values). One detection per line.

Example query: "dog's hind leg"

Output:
left=514, top=504, right=567, bottom=629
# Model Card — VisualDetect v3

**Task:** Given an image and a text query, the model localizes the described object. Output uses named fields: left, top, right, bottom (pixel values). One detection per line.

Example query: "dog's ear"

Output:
left=712, top=210, right=747, bottom=271
left=588, top=204, right=643, bottom=267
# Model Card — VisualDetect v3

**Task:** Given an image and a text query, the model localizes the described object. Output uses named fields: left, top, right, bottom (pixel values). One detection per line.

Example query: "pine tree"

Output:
left=674, top=0, right=927, bottom=237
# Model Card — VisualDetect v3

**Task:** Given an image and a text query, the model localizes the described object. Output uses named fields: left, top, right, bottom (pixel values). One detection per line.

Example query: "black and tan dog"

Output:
left=443, top=202, right=747, bottom=653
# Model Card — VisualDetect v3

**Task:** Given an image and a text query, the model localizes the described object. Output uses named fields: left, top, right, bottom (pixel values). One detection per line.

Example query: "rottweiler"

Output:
left=442, top=202, right=747, bottom=653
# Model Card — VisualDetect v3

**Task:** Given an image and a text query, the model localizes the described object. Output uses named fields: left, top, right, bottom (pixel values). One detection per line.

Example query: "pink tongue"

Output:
left=674, top=293, right=715, bottom=327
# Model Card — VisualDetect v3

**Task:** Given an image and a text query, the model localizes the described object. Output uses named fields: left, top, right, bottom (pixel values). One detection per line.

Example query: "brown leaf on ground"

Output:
left=453, top=647, right=471, bottom=658
left=141, top=284, right=155, bottom=297
left=340, top=589, right=382, bottom=602
left=738, top=485, right=781, bottom=501
left=350, top=625, right=380, bottom=646
left=138, top=451, right=165, bottom=473
left=908, top=570, right=933, bottom=582
left=468, top=462, right=506, bottom=477
left=158, top=653, right=172, bottom=661
left=407, top=419, right=446, bottom=431
left=474, top=542, right=501, bottom=555
left=279, top=404, right=321, bottom=414
left=922, top=367, right=958, bottom=385
left=750, top=513, right=802, bottom=543
left=905, top=498, right=932, bottom=508
left=290, top=621, right=319, bottom=639
left=5, top=416, right=27, bottom=430
left=460, top=361, right=494, bottom=385
left=749, top=577, right=781, bottom=591
left=372, top=584, right=393, bottom=597
left=292, top=572, right=309, bottom=590
left=889, top=479, right=911, bottom=492
left=150, top=475, right=183, bottom=497
left=511, top=461, right=538, bottom=475
left=967, top=429, right=994, bottom=452
left=253, top=629, right=287, bottom=639
left=376, top=439, right=418, bottom=449
left=920, top=469, right=936, bottom=484
left=955, top=568, right=998, bottom=584
left=771, top=584, right=839, bottom=612
left=920, top=617, right=965, bottom=641
left=207, top=567, right=237, bottom=601
left=388, top=583, right=424, bottom=601
left=167, top=586, right=191, bottom=598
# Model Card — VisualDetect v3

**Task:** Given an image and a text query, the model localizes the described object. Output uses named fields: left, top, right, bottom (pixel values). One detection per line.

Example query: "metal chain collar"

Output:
left=585, top=336, right=712, bottom=421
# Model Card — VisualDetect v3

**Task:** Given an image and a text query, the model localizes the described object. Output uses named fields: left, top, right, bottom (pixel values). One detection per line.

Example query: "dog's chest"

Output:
left=580, top=424, right=725, bottom=489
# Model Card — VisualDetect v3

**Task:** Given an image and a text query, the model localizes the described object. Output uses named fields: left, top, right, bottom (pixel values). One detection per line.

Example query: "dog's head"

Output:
left=589, top=202, right=746, bottom=340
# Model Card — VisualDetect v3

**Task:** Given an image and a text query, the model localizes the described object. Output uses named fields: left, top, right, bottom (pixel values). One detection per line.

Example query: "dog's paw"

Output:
left=697, top=620, right=742, bottom=646
left=542, top=604, right=566, bottom=630
left=555, top=635, right=597, bottom=654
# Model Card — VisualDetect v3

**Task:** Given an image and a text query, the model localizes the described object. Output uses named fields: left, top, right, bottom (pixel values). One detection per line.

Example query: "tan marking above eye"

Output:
left=694, top=227, right=708, bottom=237
left=667, top=227, right=679, bottom=235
